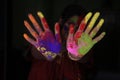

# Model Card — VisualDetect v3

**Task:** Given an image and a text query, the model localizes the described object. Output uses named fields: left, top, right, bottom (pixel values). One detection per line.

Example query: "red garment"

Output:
left=28, top=52, right=94, bottom=80
left=26, top=46, right=94, bottom=80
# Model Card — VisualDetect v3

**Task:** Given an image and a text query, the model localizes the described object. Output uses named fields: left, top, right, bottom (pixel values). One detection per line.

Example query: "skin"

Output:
left=67, top=12, right=106, bottom=59
left=23, top=12, right=61, bottom=60
left=23, top=11, right=106, bottom=61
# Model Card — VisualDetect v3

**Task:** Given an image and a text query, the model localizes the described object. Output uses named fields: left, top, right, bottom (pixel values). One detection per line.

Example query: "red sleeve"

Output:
left=78, top=49, right=95, bottom=71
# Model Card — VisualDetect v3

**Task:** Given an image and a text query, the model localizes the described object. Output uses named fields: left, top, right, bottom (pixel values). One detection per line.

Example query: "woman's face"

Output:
left=62, top=15, right=83, bottom=40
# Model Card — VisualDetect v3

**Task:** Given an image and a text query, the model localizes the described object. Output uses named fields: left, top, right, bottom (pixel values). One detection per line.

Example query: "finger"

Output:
left=85, top=12, right=100, bottom=34
left=24, top=20, right=39, bottom=39
left=28, top=14, right=43, bottom=34
left=23, top=33, right=36, bottom=46
left=37, top=11, right=50, bottom=31
left=90, top=19, right=104, bottom=38
left=67, top=24, right=74, bottom=43
left=93, top=32, right=106, bottom=44
left=74, top=12, right=92, bottom=39
left=55, top=22, right=61, bottom=43
left=67, top=24, right=75, bottom=48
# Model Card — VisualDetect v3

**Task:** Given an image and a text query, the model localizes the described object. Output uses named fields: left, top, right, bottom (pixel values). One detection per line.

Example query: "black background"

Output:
left=1, top=0, right=120, bottom=80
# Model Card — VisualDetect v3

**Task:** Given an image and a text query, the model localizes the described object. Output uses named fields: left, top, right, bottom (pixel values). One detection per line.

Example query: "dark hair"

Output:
left=60, top=4, right=88, bottom=26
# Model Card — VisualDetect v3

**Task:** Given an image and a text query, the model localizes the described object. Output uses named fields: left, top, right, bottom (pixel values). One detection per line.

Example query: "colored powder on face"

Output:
left=69, top=16, right=79, bottom=24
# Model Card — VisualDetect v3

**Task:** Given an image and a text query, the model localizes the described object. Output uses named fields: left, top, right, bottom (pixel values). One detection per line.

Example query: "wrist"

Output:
left=68, top=52, right=81, bottom=61
left=37, top=46, right=58, bottom=61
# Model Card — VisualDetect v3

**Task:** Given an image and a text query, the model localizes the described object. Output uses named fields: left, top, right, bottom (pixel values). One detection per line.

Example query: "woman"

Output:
left=23, top=4, right=106, bottom=80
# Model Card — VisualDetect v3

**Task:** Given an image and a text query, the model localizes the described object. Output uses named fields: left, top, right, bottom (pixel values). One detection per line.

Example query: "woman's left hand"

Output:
left=67, top=12, right=106, bottom=60
left=23, top=12, right=61, bottom=60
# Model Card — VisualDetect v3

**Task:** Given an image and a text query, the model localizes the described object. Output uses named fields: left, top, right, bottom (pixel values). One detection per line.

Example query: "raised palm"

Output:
left=67, top=12, right=106, bottom=59
left=23, top=12, right=61, bottom=60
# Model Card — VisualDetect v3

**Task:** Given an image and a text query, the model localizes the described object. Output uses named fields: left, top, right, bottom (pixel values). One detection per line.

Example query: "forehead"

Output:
left=63, top=15, right=84, bottom=31
left=62, top=16, right=79, bottom=31
left=67, top=16, right=79, bottom=23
